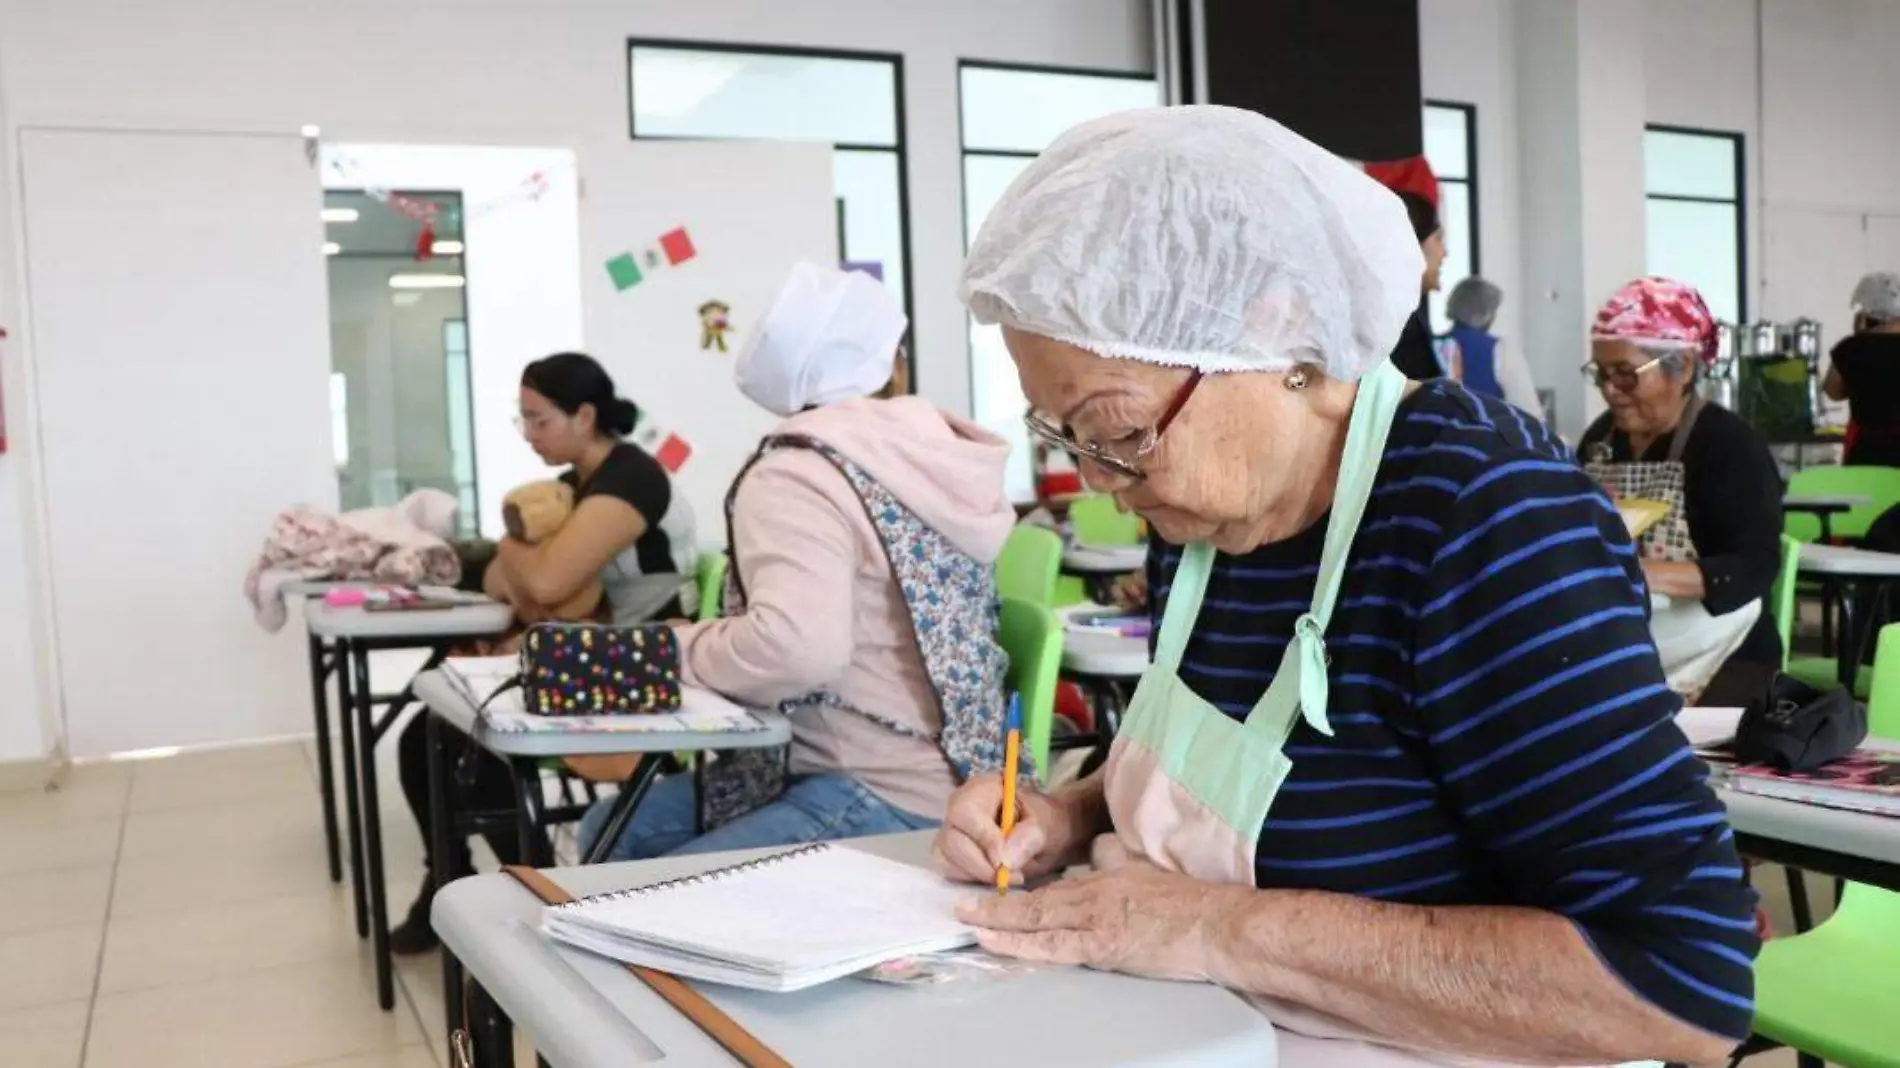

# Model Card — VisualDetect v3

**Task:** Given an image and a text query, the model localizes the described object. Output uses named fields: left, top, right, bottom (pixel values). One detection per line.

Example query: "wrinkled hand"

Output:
left=932, top=773, right=1086, bottom=886
left=1108, top=572, right=1149, bottom=612
left=956, top=835, right=1249, bottom=982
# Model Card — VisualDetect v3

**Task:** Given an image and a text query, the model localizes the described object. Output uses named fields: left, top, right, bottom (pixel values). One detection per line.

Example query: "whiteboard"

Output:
left=576, top=140, right=837, bottom=546
left=21, top=128, right=334, bottom=757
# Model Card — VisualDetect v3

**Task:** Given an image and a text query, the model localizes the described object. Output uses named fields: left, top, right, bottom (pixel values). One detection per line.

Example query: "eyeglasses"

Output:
left=513, top=412, right=560, bottom=435
left=1024, top=370, right=1203, bottom=483
left=1581, top=354, right=1667, bottom=393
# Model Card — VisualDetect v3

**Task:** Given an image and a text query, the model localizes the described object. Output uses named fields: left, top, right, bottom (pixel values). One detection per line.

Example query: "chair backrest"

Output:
left=1069, top=494, right=1143, bottom=547
left=1866, top=623, right=1900, bottom=739
left=1771, top=534, right=1801, bottom=669
left=695, top=552, right=728, bottom=622
left=1783, top=464, right=1900, bottom=542
left=995, top=525, right=1063, bottom=606
left=997, top=597, right=1062, bottom=782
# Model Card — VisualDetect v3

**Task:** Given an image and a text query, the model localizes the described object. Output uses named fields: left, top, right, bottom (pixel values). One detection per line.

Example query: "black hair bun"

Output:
left=603, top=396, right=640, bottom=437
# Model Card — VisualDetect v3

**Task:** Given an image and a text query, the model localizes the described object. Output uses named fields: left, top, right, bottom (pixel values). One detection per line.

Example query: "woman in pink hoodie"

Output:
left=578, top=262, right=1019, bottom=860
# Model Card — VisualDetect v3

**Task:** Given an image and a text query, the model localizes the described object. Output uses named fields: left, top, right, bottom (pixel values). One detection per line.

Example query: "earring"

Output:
left=1284, top=366, right=1310, bottom=391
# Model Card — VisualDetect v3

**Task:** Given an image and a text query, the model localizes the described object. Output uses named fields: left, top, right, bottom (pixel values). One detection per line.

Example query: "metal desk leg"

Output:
left=351, top=642, right=396, bottom=1011
left=512, top=758, right=555, bottom=870
left=582, top=757, right=665, bottom=865
left=1837, top=581, right=1865, bottom=691
left=429, top=712, right=466, bottom=1045
left=308, top=633, right=342, bottom=884
left=336, top=637, right=369, bottom=939
left=465, top=977, right=514, bottom=1068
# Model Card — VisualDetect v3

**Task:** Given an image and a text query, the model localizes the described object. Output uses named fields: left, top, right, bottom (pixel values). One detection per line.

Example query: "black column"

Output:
left=1170, top=0, right=1423, bottom=162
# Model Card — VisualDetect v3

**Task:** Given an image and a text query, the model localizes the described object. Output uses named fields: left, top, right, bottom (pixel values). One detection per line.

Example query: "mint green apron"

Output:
left=1102, top=360, right=1406, bottom=886
left=1101, top=365, right=1652, bottom=1068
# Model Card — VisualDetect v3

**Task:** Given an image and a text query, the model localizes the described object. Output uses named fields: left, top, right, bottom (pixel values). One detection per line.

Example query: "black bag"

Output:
left=1732, top=673, right=1867, bottom=772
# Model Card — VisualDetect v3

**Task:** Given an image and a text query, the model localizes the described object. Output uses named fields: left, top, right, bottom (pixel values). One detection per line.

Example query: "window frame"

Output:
left=626, top=38, right=915, bottom=375
left=1422, top=99, right=1480, bottom=277
left=956, top=58, right=1160, bottom=501
left=1643, top=122, right=1747, bottom=322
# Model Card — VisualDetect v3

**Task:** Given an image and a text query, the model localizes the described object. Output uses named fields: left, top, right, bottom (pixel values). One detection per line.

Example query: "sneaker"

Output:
left=389, top=875, right=440, bottom=955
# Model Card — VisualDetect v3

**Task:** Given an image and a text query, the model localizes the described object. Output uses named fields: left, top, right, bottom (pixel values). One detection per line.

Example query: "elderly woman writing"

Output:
left=935, top=107, right=1755, bottom=1067
left=1580, top=278, right=1784, bottom=699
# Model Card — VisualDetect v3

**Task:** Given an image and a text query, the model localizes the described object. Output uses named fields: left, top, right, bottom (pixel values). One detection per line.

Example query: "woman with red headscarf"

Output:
left=1580, top=277, right=1784, bottom=697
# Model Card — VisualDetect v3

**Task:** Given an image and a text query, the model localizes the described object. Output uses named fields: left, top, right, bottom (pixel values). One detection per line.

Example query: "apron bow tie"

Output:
left=1290, top=613, right=1335, bottom=738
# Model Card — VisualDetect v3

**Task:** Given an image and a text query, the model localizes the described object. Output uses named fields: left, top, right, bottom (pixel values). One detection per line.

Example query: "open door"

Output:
left=576, top=140, right=837, bottom=546
left=21, top=128, right=333, bottom=756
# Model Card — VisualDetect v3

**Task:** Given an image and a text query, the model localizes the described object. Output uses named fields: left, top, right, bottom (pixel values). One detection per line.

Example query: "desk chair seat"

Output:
left=1747, top=882, right=1900, bottom=1067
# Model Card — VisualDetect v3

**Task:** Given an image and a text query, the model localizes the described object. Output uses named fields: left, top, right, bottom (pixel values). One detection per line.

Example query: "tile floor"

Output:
left=0, top=724, right=1836, bottom=1066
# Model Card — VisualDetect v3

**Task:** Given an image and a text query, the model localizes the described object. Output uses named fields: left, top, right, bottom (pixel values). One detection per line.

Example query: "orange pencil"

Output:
left=996, top=694, right=1023, bottom=895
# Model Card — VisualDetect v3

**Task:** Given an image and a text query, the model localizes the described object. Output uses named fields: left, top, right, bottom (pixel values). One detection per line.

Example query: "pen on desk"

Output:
left=996, top=693, right=1023, bottom=896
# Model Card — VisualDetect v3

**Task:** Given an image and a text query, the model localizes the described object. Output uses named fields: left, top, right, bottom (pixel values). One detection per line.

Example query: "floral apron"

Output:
left=1584, top=400, right=1759, bottom=699
left=1103, top=363, right=1653, bottom=1068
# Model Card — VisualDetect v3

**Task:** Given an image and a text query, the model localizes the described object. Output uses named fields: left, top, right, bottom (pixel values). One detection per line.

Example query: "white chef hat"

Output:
left=735, top=261, right=907, bottom=417
left=959, top=106, right=1423, bottom=380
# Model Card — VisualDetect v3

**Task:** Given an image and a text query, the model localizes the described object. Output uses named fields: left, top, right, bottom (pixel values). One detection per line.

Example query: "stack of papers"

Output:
left=439, top=656, right=766, bottom=735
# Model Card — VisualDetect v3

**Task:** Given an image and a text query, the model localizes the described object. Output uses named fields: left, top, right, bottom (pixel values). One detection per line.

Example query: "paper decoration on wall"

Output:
left=698, top=300, right=732, bottom=352
left=0, top=325, right=8, bottom=455
left=632, top=415, right=693, bottom=474
left=658, top=227, right=697, bottom=266
left=603, top=226, right=699, bottom=292
left=605, top=253, right=644, bottom=292
left=323, top=151, right=562, bottom=226
left=841, top=261, right=884, bottom=282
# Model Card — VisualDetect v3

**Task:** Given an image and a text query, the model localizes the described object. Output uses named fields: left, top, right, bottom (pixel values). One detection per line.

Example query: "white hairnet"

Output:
left=959, top=105, right=1424, bottom=379
left=735, top=261, right=906, bottom=417
left=1852, top=271, right=1900, bottom=321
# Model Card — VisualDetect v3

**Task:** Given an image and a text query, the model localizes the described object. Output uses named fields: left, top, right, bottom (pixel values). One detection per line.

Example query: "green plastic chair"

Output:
left=1747, top=625, right=1900, bottom=1068
left=998, top=597, right=1062, bottom=783
left=1069, top=494, right=1143, bottom=547
left=995, top=526, right=1063, bottom=606
left=1782, top=465, right=1900, bottom=543
left=694, top=552, right=728, bottom=622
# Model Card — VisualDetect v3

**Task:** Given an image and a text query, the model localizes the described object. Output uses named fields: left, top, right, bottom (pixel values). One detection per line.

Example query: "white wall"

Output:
left=0, top=0, right=1150, bottom=761
left=0, top=39, right=58, bottom=769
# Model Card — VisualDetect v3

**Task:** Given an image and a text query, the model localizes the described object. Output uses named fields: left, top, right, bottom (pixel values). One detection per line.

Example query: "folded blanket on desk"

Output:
left=243, top=490, right=462, bottom=632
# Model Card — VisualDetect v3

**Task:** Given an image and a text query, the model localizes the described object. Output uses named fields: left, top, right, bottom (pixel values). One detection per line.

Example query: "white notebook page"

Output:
left=547, top=845, right=984, bottom=981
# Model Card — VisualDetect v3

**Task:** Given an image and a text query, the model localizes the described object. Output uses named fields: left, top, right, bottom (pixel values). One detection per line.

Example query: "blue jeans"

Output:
left=578, top=771, right=937, bottom=863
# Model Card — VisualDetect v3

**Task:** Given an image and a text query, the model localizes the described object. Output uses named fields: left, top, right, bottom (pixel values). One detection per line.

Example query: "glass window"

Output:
left=324, top=188, right=477, bottom=533
left=629, top=41, right=911, bottom=350
left=1422, top=102, right=1479, bottom=330
left=961, top=62, right=1160, bottom=500
left=961, top=65, right=1161, bottom=153
left=1644, top=126, right=1745, bottom=322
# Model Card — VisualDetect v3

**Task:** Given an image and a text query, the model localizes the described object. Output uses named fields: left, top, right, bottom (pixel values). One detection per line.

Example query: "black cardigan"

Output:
left=1580, top=402, right=1785, bottom=668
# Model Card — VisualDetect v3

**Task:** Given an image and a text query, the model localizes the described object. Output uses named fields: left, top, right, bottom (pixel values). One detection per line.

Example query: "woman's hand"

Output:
left=1107, top=571, right=1149, bottom=612
left=932, top=773, right=1093, bottom=886
left=956, top=835, right=1250, bottom=982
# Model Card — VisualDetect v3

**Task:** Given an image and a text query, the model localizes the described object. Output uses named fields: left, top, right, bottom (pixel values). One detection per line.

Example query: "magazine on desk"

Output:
left=440, top=656, right=766, bottom=735
left=1727, top=749, right=1900, bottom=818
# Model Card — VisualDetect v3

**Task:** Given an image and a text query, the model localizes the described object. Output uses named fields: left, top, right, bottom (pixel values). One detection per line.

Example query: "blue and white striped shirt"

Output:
left=1148, top=380, right=1758, bottom=1041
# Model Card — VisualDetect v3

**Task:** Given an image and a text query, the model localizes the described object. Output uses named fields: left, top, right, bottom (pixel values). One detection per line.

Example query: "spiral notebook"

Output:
left=541, top=843, right=985, bottom=992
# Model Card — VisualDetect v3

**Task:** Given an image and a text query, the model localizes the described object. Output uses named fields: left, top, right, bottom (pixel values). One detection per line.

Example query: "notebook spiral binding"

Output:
left=553, top=842, right=834, bottom=911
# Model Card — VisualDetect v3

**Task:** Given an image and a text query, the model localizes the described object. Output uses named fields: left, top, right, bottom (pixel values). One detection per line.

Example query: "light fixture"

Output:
left=300, top=124, right=321, bottom=139
left=387, top=273, right=466, bottom=290
left=391, top=292, right=423, bottom=307
left=322, top=207, right=359, bottom=224
left=323, top=241, right=341, bottom=256
left=431, top=239, right=465, bottom=256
